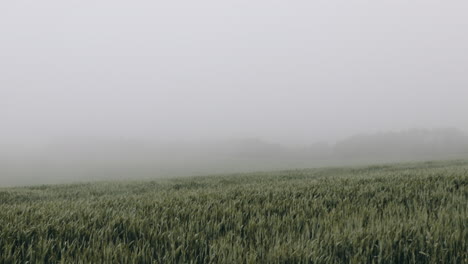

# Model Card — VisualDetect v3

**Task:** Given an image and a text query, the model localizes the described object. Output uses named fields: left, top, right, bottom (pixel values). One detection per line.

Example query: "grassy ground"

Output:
left=0, top=160, right=467, bottom=263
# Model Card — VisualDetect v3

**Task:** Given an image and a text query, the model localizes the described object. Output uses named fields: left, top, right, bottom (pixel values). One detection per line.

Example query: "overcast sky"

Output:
left=1, top=0, right=467, bottom=145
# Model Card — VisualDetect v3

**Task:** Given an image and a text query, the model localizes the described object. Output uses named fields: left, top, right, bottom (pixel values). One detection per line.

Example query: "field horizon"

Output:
left=3, top=127, right=468, bottom=188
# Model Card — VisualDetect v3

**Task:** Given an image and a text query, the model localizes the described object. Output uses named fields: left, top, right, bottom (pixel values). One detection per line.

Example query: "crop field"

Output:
left=0, top=160, right=467, bottom=263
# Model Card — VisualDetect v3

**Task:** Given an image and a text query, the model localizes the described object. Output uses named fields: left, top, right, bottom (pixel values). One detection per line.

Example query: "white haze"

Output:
left=1, top=1, right=468, bottom=185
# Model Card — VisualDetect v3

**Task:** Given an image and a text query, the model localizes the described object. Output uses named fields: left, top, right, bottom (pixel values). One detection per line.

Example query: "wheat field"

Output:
left=0, top=160, right=467, bottom=263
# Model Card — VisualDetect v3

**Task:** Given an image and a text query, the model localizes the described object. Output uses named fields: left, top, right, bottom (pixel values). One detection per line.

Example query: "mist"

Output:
left=2, top=0, right=468, bottom=186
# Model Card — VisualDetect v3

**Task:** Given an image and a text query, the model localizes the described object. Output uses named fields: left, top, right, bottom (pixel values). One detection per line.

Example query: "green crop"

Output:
left=0, top=160, right=467, bottom=263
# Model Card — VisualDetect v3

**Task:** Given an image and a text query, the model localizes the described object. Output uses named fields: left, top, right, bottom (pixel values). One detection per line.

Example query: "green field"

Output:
left=1, top=160, right=467, bottom=263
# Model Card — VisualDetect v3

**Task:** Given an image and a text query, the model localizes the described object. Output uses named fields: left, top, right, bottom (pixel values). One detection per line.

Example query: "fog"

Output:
left=1, top=1, right=468, bottom=186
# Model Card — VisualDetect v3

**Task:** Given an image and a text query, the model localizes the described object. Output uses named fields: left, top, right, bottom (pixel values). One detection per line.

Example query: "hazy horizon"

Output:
left=2, top=127, right=468, bottom=187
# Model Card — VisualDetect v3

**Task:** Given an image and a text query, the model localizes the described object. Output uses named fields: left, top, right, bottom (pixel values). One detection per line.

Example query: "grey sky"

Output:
left=1, top=0, right=468, bottom=145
